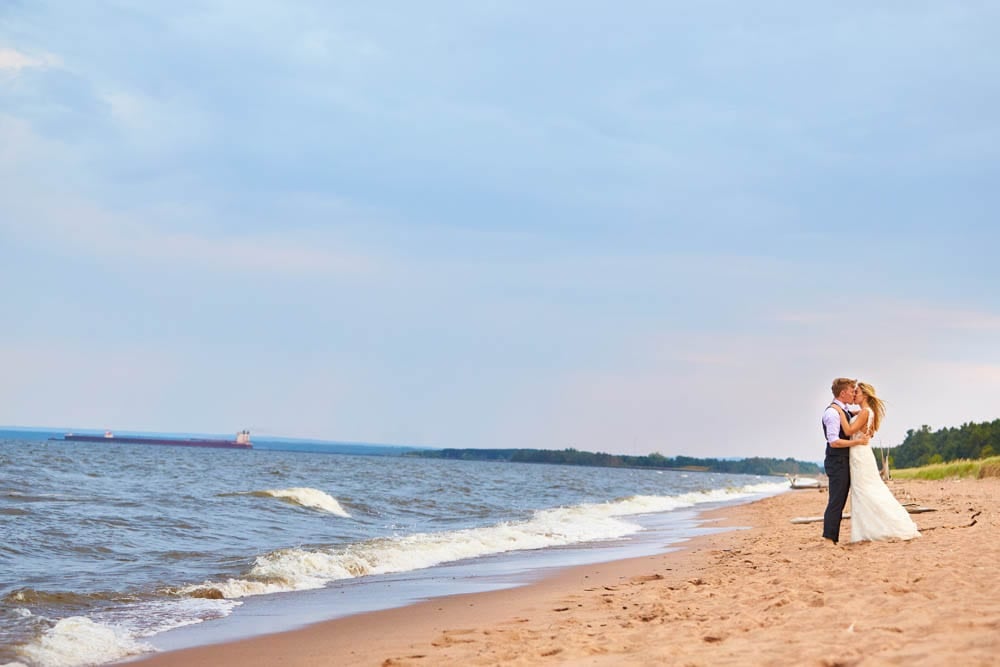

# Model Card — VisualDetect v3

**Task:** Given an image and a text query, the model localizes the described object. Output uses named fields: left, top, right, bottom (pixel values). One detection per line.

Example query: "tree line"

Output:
left=403, top=416, right=1000, bottom=474
left=405, top=447, right=822, bottom=476
left=890, top=418, right=1000, bottom=468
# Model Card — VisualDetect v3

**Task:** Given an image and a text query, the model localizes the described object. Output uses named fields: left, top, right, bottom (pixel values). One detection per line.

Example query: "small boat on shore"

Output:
left=52, top=429, right=253, bottom=449
left=788, top=475, right=825, bottom=489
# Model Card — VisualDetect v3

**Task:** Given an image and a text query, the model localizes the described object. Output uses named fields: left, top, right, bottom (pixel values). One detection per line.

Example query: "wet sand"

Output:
left=132, top=477, right=1000, bottom=666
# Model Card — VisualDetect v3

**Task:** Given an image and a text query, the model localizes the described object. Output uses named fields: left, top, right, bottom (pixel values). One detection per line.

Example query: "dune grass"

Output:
left=891, top=455, right=1000, bottom=480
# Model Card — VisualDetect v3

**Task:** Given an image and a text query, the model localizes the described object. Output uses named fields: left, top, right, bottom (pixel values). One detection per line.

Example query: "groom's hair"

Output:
left=831, top=377, right=856, bottom=396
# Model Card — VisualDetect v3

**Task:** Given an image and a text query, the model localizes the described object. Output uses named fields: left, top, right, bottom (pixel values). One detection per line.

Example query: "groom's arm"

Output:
left=824, top=408, right=869, bottom=448
left=829, top=435, right=868, bottom=448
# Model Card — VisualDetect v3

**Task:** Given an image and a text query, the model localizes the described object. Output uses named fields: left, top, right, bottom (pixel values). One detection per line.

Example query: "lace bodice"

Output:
left=851, top=409, right=874, bottom=441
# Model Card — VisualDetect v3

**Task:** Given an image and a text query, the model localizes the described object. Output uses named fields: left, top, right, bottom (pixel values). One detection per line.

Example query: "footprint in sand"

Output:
left=430, top=629, right=478, bottom=647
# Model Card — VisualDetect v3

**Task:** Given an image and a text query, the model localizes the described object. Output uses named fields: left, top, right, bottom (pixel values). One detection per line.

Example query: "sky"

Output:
left=2, top=2, right=999, bottom=461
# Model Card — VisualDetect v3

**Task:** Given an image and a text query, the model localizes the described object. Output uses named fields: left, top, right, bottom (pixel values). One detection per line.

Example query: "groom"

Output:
left=822, top=378, right=869, bottom=544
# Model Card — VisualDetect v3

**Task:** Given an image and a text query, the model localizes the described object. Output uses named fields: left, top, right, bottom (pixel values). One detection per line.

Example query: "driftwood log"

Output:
left=790, top=505, right=936, bottom=524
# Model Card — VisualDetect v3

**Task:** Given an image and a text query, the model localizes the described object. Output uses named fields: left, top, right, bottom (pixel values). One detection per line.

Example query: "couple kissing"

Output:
left=822, top=378, right=920, bottom=545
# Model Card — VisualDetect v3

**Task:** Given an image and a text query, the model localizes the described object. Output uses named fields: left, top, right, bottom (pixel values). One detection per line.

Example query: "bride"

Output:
left=836, top=382, right=920, bottom=543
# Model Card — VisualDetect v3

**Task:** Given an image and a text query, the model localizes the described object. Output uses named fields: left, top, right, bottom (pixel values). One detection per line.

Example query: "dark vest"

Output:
left=823, top=403, right=851, bottom=458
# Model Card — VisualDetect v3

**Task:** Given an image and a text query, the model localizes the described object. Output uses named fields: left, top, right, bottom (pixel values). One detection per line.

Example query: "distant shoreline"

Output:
left=0, top=427, right=425, bottom=456
left=406, top=446, right=823, bottom=476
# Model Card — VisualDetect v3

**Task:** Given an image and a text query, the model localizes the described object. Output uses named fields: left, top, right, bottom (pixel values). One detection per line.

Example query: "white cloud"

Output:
left=5, top=194, right=383, bottom=277
left=0, top=114, right=385, bottom=279
left=892, top=304, right=1000, bottom=332
left=98, top=88, right=216, bottom=154
left=0, top=114, right=48, bottom=163
left=0, top=47, right=61, bottom=72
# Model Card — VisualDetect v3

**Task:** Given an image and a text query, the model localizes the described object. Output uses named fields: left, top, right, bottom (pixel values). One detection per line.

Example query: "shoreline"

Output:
left=139, top=496, right=758, bottom=655
left=131, top=478, right=1000, bottom=666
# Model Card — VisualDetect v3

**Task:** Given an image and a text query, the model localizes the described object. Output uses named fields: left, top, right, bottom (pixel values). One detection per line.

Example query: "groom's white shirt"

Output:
left=824, top=399, right=851, bottom=445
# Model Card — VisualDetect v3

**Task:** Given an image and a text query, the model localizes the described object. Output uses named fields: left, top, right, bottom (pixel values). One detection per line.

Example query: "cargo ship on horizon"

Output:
left=53, top=429, right=253, bottom=449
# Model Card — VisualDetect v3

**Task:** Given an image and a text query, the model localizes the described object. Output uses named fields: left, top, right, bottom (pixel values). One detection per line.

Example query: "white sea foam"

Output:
left=257, top=487, right=351, bottom=517
left=96, top=597, right=240, bottom=638
left=16, top=617, right=154, bottom=667
left=185, top=481, right=785, bottom=600
left=11, top=599, right=237, bottom=667
left=610, top=481, right=788, bottom=516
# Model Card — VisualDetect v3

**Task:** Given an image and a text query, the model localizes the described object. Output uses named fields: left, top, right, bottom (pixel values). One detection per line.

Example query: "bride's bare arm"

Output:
left=838, top=407, right=871, bottom=436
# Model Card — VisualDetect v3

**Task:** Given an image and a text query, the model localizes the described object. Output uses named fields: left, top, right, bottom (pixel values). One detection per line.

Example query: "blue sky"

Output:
left=2, top=3, right=998, bottom=460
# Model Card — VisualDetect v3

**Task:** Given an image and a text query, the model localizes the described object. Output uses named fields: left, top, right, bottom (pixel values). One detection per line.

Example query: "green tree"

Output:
left=891, top=418, right=1000, bottom=467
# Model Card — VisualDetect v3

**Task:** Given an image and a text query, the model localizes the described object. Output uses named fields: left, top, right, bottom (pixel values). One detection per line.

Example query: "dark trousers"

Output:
left=823, top=454, right=851, bottom=543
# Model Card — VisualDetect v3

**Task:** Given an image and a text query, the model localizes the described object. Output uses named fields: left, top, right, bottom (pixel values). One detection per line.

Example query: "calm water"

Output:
left=0, top=432, right=787, bottom=667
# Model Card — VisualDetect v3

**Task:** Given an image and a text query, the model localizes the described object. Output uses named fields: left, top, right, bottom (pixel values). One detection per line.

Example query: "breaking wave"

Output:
left=14, top=617, right=153, bottom=667
left=249, top=487, right=351, bottom=517
left=184, top=481, right=786, bottom=600
left=7, top=597, right=239, bottom=667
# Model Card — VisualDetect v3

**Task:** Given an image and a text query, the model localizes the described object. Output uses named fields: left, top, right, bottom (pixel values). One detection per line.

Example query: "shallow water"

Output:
left=1, top=431, right=786, bottom=666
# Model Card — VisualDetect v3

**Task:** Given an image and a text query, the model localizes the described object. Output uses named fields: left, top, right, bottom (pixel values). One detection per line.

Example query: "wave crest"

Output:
left=253, top=487, right=351, bottom=517
left=3, top=589, right=132, bottom=608
left=16, top=616, right=154, bottom=667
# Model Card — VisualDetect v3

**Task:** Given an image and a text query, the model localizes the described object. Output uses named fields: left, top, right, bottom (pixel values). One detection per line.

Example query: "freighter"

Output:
left=54, top=429, right=253, bottom=449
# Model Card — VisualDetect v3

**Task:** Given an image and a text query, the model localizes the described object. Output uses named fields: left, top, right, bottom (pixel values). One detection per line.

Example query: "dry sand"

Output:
left=132, top=477, right=1000, bottom=666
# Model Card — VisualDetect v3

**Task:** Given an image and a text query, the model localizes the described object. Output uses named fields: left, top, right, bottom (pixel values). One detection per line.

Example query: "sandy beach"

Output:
left=132, top=477, right=1000, bottom=666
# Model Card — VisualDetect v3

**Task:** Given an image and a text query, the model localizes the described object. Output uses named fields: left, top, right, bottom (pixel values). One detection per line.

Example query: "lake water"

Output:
left=0, top=431, right=787, bottom=666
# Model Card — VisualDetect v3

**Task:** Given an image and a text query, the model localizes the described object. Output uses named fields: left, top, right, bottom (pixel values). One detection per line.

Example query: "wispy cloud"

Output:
left=4, top=194, right=383, bottom=278
left=0, top=46, right=62, bottom=72
left=894, top=304, right=1000, bottom=332
left=99, top=89, right=214, bottom=153
left=928, top=361, right=1000, bottom=384
left=0, top=113, right=386, bottom=278
left=778, top=299, right=1000, bottom=333
left=775, top=312, right=839, bottom=325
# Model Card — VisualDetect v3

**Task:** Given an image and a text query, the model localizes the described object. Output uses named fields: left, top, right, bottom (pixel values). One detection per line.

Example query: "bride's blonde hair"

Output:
left=857, top=382, right=885, bottom=433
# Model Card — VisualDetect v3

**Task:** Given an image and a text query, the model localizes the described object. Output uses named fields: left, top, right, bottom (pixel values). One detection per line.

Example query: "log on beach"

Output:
left=790, top=504, right=937, bottom=524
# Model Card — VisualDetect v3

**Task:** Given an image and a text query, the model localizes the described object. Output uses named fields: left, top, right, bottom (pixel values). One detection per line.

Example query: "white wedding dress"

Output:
left=850, top=410, right=920, bottom=543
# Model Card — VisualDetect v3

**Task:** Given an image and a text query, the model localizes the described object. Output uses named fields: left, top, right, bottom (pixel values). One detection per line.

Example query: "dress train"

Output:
left=849, top=412, right=920, bottom=543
